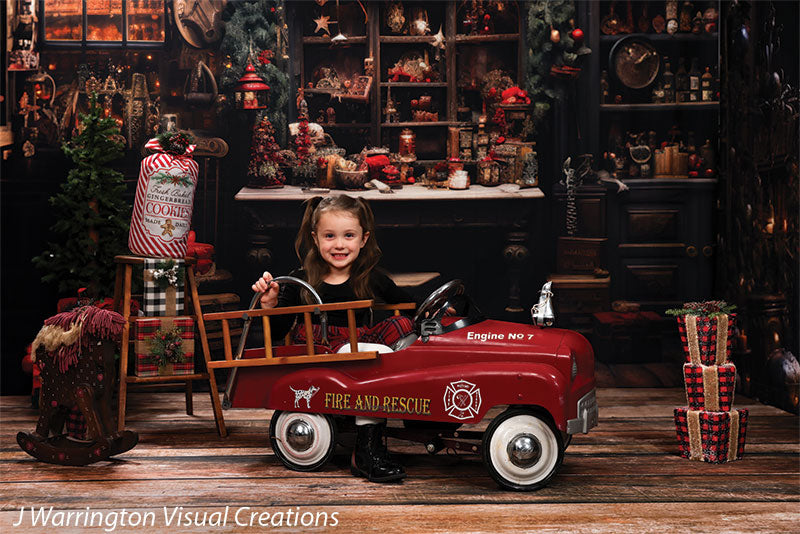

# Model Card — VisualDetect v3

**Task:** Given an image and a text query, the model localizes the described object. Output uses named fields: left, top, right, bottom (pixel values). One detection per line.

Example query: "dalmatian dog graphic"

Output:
left=290, top=385, right=320, bottom=409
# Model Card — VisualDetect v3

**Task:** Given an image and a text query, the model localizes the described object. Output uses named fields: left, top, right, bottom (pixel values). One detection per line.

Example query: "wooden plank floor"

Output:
left=1, top=388, right=798, bottom=533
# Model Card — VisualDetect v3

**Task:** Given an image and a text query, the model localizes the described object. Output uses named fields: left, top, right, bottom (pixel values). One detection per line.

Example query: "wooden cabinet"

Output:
left=582, top=2, right=721, bottom=310
left=607, top=178, right=716, bottom=309
left=289, top=1, right=524, bottom=162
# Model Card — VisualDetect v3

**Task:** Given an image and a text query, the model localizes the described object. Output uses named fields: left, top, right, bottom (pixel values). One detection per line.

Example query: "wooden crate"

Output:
left=548, top=274, right=611, bottom=315
left=556, top=237, right=608, bottom=274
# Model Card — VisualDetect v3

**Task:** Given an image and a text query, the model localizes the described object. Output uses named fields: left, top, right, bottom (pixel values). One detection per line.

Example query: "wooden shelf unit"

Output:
left=600, top=102, right=720, bottom=111
left=290, top=1, right=525, bottom=160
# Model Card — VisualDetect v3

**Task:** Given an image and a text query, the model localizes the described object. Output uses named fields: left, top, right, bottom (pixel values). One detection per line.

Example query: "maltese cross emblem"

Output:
left=443, top=380, right=482, bottom=420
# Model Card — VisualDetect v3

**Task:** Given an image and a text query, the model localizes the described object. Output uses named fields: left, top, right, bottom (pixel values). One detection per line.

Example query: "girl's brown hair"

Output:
left=295, top=195, right=381, bottom=302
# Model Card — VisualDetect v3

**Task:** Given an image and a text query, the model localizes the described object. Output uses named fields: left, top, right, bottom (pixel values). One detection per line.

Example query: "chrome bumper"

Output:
left=566, top=388, right=599, bottom=434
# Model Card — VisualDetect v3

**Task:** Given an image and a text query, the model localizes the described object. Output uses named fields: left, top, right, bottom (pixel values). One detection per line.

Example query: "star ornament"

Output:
left=314, top=15, right=331, bottom=35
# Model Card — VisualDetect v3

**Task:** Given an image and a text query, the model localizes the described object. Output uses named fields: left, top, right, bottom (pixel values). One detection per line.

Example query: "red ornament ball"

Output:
left=570, top=28, right=584, bottom=44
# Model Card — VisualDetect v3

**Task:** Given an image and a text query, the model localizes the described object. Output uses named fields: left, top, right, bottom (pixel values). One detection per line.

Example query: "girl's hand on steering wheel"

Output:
left=252, top=271, right=280, bottom=309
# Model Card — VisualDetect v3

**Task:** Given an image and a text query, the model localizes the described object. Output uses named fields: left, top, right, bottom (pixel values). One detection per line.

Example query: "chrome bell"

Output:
left=531, top=281, right=555, bottom=327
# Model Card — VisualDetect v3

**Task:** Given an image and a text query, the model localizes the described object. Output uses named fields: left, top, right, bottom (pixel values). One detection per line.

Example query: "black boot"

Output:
left=350, top=423, right=406, bottom=482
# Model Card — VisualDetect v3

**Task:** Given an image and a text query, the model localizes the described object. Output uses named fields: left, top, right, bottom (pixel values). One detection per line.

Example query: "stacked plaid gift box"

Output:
left=669, top=301, right=748, bottom=463
left=133, top=259, right=195, bottom=377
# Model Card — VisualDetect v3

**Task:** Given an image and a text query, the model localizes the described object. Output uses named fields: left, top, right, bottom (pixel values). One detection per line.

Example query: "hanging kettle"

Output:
left=184, top=61, right=218, bottom=108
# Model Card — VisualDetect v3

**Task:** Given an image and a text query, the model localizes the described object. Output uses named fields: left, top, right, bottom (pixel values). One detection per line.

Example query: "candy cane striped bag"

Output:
left=129, top=138, right=198, bottom=258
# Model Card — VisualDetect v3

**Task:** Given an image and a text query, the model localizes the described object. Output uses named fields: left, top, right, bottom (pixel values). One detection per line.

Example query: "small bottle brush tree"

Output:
left=247, top=115, right=286, bottom=187
left=293, top=114, right=317, bottom=182
left=33, top=93, right=129, bottom=299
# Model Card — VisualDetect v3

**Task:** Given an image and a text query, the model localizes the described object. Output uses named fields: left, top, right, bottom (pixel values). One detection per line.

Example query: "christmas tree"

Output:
left=220, top=0, right=290, bottom=144
left=247, top=115, right=286, bottom=187
left=33, top=93, right=129, bottom=298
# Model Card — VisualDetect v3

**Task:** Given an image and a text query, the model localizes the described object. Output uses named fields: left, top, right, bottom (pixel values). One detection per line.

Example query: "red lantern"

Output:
left=234, top=63, right=270, bottom=110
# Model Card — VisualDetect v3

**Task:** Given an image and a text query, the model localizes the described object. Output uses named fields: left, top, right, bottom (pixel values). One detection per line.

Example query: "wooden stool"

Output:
left=113, top=255, right=227, bottom=437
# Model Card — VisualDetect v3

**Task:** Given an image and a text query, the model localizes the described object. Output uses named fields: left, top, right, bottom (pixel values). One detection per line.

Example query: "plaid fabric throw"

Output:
left=291, top=316, right=414, bottom=351
left=66, top=407, right=87, bottom=440
left=144, top=258, right=185, bottom=316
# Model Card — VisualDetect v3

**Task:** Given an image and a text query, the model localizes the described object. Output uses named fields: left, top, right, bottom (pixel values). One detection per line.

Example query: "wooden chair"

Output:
left=113, top=255, right=227, bottom=437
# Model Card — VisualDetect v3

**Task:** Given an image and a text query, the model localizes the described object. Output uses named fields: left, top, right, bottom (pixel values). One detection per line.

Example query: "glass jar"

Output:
left=398, top=128, right=416, bottom=157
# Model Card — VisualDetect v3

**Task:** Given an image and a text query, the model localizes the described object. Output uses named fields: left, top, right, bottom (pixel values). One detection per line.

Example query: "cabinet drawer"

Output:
left=624, top=209, right=681, bottom=242
left=621, top=263, right=681, bottom=301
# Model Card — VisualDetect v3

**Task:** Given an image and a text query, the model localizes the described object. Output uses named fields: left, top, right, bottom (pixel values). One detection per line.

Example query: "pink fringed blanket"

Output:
left=32, top=306, right=125, bottom=373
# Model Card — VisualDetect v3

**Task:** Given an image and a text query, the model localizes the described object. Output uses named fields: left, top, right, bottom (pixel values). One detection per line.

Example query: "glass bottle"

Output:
left=679, top=1, right=694, bottom=32
left=675, top=58, right=689, bottom=101
left=701, top=66, right=713, bottom=101
left=661, top=58, right=675, bottom=103
left=666, top=0, right=679, bottom=34
left=600, top=70, right=610, bottom=104
left=688, top=57, right=701, bottom=102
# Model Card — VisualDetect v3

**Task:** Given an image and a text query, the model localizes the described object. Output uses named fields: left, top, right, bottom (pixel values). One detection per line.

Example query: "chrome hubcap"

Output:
left=286, top=419, right=314, bottom=452
left=507, top=433, right=541, bottom=468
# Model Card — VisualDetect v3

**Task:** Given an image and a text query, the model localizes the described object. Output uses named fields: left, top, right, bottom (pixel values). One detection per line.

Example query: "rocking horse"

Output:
left=17, top=306, right=138, bottom=465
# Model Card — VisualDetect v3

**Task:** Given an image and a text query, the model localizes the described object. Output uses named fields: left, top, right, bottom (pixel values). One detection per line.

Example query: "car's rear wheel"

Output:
left=482, top=408, right=563, bottom=491
left=270, top=411, right=335, bottom=471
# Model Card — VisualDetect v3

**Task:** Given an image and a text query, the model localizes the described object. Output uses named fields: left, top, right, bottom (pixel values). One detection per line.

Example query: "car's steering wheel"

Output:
left=413, top=279, right=465, bottom=325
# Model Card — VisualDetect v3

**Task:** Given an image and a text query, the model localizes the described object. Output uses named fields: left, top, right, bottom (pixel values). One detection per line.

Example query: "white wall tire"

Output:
left=482, top=409, right=564, bottom=491
left=269, top=411, right=335, bottom=472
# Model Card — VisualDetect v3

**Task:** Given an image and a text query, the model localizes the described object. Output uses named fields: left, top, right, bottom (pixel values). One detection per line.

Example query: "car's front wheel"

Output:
left=482, top=408, right=563, bottom=491
left=270, top=411, right=335, bottom=471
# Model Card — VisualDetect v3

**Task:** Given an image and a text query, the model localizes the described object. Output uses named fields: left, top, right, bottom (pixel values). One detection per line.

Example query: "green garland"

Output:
left=666, top=300, right=737, bottom=317
left=155, top=131, right=194, bottom=156
left=524, top=0, right=589, bottom=136
left=219, top=0, right=290, bottom=146
left=148, top=327, right=185, bottom=368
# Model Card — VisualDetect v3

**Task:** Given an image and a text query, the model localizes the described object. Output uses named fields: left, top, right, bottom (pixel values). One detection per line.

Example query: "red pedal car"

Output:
left=212, top=278, right=598, bottom=491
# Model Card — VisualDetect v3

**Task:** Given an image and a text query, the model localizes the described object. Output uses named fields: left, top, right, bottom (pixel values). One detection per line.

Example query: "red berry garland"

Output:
left=258, top=49, right=274, bottom=66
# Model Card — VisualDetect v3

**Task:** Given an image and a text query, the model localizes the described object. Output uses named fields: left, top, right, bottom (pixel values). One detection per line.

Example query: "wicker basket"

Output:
left=336, top=169, right=369, bottom=190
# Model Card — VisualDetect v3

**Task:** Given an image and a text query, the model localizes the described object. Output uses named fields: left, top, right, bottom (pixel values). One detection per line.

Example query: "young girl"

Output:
left=252, top=194, right=414, bottom=483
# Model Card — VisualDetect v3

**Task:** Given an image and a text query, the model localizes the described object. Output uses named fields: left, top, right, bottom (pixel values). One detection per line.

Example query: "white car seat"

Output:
left=336, top=342, right=394, bottom=354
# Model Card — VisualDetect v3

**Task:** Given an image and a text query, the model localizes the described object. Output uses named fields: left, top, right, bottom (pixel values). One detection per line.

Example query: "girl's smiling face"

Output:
left=312, top=210, right=370, bottom=276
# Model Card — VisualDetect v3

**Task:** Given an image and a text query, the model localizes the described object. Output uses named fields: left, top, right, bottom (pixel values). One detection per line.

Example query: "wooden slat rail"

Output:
left=203, top=299, right=374, bottom=321
left=207, top=351, right=379, bottom=369
left=373, top=302, right=417, bottom=316
left=204, top=299, right=381, bottom=370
